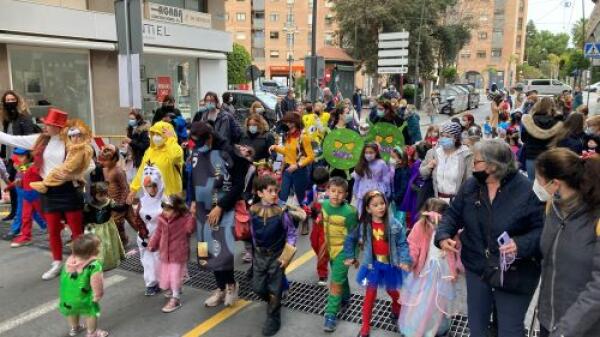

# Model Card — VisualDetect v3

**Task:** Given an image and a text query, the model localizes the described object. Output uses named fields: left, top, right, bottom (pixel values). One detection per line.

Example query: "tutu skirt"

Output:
left=356, top=260, right=405, bottom=290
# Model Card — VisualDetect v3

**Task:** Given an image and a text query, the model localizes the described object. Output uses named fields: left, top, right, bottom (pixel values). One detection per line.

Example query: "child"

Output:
left=389, top=146, right=410, bottom=222
left=83, top=182, right=126, bottom=271
left=424, top=125, right=439, bottom=147
left=344, top=190, right=411, bottom=337
left=59, top=234, right=108, bottom=337
left=307, top=167, right=330, bottom=286
left=249, top=175, right=297, bottom=336
left=31, top=120, right=94, bottom=193
left=8, top=148, right=47, bottom=247
left=401, top=142, right=433, bottom=228
left=483, top=117, right=493, bottom=139
left=148, top=194, right=195, bottom=313
left=133, top=165, right=164, bottom=296
left=400, top=198, right=461, bottom=337
left=508, top=130, right=521, bottom=157
left=352, top=143, right=390, bottom=215
left=321, top=177, right=358, bottom=332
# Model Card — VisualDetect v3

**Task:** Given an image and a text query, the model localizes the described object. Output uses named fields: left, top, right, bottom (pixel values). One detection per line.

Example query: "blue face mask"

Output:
left=376, top=109, right=385, bottom=117
left=128, top=119, right=137, bottom=127
left=439, top=137, right=455, bottom=149
left=205, top=103, right=216, bottom=111
left=197, top=145, right=210, bottom=153
left=248, top=125, right=258, bottom=134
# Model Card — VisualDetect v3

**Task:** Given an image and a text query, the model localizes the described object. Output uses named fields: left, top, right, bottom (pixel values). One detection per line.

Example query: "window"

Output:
left=461, top=52, right=471, bottom=59
left=286, top=0, right=294, bottom=3
left=518, top=18, right=523, bottom=27
left=308, top=31, right=312, bottom=46
left=494, top=9, right=504, bottom=15
left=324, top=32, right=334, bottom=46
left=308, top=14, right=313, bottom=25
left=325, top=0, right=334, bottom=7
left=270, top=13, right=279, bottom=22
left=255, top=12, right=265, bottom=19
left=480, top=15, right=488, bottom=22
left=478, top=31, right=488, bottom=39
left=270, top=50, right=280, bottom=58
left=325, top=14, right=334, bottom=26
left=270, top=31, right=279, bottom=39
left=152, top=0, right=208, bottom=12
left=531, top=80, right=550, bottom=85
left=477, top=50, right=487, bottom=58
left=492, top=30, right=503, bottom=41
left=252, top=48, right=265, bottom=58
left=224, top=13, right=229, bottom=21
left=236, top=13, right=246, bottom=21
left=287, top=13, right=295, bottom=23
left=286, top=33, right=294, bottom=47
left=236, top=31, right=247, bottom=40
left=491, top=49, right=502, bottom=57
left=516, top=35, right=522, bottom=48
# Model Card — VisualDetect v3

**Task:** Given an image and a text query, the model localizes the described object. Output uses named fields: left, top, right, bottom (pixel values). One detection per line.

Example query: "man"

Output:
left=352, top=88, right=363, bottom=112
left=322, top=87, right=335, bottom=112
left=152, top=95, right=181, bottom=125
left=521, top=90, right=538, bottom=114
left=280, top=89, right=297, bottom=114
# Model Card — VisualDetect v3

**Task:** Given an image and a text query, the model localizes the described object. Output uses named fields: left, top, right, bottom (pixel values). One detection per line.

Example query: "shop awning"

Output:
left=144, top=46, right=226, bottom=60
left=0, top=33, right=116, bottom=51
left=269, top=65, right=305, bottom=75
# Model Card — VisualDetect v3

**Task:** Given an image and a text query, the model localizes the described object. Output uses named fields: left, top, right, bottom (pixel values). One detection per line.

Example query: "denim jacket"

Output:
left=343, top=216, right=412, bottom=267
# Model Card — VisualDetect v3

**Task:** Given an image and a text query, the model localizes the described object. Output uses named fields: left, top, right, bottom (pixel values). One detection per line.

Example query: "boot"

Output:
left=262, top=295, right=281, bottom=336
left=204, top=289, right=225, bottom=307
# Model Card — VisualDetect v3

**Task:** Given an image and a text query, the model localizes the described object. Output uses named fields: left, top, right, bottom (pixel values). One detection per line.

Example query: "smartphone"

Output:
left=497, top=231, right=511, bottom=246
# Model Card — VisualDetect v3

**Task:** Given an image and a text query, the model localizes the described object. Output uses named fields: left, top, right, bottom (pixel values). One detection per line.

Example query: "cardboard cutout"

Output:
left=366, top=122, right=406, bottom=162
left=323, top=129, right=364, bottom=170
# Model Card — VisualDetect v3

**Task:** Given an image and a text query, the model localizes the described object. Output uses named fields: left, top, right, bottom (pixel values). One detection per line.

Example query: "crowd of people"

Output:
left=0, top=85, right=599, bottom=337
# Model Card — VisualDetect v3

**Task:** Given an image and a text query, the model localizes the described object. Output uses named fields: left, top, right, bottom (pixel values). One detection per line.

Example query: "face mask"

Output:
left=197, top=144, right=210, bottom=153
left=585, top=127, right=595, bottom=136
left=256, top=108, right=265, bottom=114
left=472, top=170, right=489, bottom=185
left=228, top=96, right=233, bottom=103
left=152, top=135, right=165, bottom=146
left=533, top=178, right=553, bottom=202
left=460, top=120, right=467, bottom=127
left=344, top=114, right=354, bottom=123
left=439, top=137, right=454, bottom=150
left=364, top=153, right=376, bottom=162
left=128, top=119, right=137, bottom=127
left=3, top=102, right=17, bottom=112
left=205, top=103, right=216, bottom=111
left=376, top=109, right=385, bottom=117
left=248, top=125, right=258, bottom=134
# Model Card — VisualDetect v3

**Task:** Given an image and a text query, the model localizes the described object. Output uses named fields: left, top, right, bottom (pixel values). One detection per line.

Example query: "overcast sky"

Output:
left=528, top=0, right=594, bottom=38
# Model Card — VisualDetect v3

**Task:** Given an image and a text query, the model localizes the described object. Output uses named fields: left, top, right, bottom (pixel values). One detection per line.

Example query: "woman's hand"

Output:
left=286, top=164, right=298, bottom=173
left=499, top=239, right=518, bottom=256
left=440, top=238, right=460, bottom=253
left=207, top=206, right=223, bottom=226
left=126, top=191, right=137, bottom=205
left=268, top=145, right=277, bottom=154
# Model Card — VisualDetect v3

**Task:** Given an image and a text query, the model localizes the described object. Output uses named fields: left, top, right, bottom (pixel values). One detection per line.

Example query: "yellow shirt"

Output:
left=274, top=132, right=315, bottom=168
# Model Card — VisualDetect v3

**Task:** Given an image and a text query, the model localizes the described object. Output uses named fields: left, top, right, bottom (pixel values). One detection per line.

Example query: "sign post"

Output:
left=377, top=32, right=409, bottom=75
left=115, top=0, right=143, bottom=109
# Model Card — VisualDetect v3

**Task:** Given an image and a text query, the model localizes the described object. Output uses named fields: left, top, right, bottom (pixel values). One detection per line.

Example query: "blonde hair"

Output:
left=587, top=115, right=600, bottom=129
left=0, top=90, right=30, bottom=122
left=313, top=102, right=324, bottom=114
left=250, top=101, right=264, bottom=114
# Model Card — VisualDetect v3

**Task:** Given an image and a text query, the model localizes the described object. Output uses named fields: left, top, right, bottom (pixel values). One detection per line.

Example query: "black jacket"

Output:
left=280, top=97, right=297, bottom=114
left=435, top=173, right=544, bottom=277
left=557, top=132, right=585, bottom=155
left=2, top=114, right=37, bottom=159
left=521, top=114, right=563, bottom=160
left=239, top=131, right=275, bottom=162
left=126, top=121, right=150, bottom=168
left=152, top=107, right=182, bottom=125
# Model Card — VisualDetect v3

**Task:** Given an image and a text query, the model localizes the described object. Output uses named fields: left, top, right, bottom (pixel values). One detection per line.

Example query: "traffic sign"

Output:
left=379, top=32, right=410, bottom=41
left=378, top=49, right=409, bottom=58
left=584, top=43, right=600, bottom=59
left=378, top=57, right=409, bottom=67
left=378, top=66, right=408, bottom=74
left=378, top=40, right=410, bottom=49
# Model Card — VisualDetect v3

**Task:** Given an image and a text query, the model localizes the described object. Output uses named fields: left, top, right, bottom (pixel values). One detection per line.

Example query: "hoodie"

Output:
left=130, top=121, right=183, bottom=196
left=521, top=114, right=563, bottom=160
left=134, top=165, right=165, bottom=238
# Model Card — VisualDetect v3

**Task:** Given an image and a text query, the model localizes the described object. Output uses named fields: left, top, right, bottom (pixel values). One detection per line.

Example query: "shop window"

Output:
left=270, top=31, right=280, bottom=39
left=9, top=46, right=91, bottom=125
left=236, top=13, right=246, bottom=21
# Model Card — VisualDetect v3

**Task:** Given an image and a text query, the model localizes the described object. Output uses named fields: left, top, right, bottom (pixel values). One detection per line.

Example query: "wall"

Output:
left=199, top=59, right=227, bottom=97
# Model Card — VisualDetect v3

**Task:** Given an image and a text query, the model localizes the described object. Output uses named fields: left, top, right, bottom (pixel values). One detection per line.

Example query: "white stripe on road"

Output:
left=0, top=274, right=127, bottom=335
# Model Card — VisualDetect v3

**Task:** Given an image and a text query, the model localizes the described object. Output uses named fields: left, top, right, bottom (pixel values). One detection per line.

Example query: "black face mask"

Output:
left=472, top=170, right=489, bottom=185
left=4, top=102, right=18, bottom=117
left=163, top=104, right=174, bottom=112
left=279, top=123, right=290, bottom=133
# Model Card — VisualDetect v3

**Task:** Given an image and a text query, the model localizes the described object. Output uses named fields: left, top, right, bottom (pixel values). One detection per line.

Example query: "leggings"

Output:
left=45, top=210, right=84, bottom=261
left=214, top=270, right=235, bottom=290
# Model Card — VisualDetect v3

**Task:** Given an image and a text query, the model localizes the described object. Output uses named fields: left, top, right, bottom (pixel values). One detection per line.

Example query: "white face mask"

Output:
left=364, top=153, right=376, bottom=162
left=533, top=178, right=552, bottom=202
left=152, top=135, right=165, bottom=146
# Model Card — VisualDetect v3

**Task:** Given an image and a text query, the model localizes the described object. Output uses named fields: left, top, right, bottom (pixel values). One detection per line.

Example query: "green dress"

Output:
left=84, top=201, right=126, bottom=271
left=58, top=260, right=102, bottom=317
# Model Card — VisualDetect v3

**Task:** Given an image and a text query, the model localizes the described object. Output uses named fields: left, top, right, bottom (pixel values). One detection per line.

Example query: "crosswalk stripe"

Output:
left=0, top=274, right=127, bottom=335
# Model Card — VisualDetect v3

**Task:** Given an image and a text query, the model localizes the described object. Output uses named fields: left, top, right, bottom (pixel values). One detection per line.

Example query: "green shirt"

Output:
left=321, top=200, right=358, bottom=259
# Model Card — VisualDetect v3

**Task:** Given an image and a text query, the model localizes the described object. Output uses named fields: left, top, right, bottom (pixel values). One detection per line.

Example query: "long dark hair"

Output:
left=204, top=91, right=221, bottom=108
left=550, top=112, right=585, bottom=148
left=354, top=143, right=381, bottom=178
left=359, top=191, right=390, bottom=242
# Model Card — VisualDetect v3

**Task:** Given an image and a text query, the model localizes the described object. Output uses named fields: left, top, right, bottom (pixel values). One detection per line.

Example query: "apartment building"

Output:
left=455, top=0, right=528, bottom=89
left=0, top=0, right=232, bottom=136
left=224, top=0, right=338, bottom=82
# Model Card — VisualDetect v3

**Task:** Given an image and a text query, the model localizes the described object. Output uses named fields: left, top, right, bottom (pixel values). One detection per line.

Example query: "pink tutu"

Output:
left=159, top=262, right=187, bottom=291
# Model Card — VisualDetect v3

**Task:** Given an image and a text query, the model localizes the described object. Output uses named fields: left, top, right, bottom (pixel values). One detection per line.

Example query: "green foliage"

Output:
left=517, top=63, right=543, bottom=79
left=525, top=21, right=570, bottom=68
left=436, top=24, right=472, bottom=68
left=563, top=50, right=591, bottom=76
left=441, top=67, right=458, bottom=83
left=227, top=43, right=252, bottom=85
left=571, top=18, right=587, bottom=50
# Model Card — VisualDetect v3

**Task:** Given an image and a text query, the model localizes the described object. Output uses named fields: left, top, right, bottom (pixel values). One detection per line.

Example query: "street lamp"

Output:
left=287, top=53, right=294, bottom=87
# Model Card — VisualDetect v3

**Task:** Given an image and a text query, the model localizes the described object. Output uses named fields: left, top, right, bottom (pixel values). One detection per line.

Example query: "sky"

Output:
left=528, top=0, right=594, bottom=38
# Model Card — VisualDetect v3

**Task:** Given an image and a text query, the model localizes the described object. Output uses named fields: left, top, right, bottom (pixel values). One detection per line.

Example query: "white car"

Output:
left=584, top=82, right=600, bottom=92
left=523, top=79, right=571, bottom=96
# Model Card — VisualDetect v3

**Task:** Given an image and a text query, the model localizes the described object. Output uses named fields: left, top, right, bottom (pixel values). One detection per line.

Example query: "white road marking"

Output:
left=0, top=274, right=126, bottom=335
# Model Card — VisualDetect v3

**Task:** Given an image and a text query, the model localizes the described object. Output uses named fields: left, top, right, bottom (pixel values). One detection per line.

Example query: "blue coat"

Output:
left=344, top=217, right=411, bottom=266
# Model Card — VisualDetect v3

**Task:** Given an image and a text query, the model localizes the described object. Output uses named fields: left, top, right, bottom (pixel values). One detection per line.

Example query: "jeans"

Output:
left=279, top=166, right=309, bottom=205
left=465, top=270, right=533, bottom=337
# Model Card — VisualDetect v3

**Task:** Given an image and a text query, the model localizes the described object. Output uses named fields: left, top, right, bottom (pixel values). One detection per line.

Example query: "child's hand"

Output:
left=278, top=258, right=289, bottom=269
left=427, top=159, right=437, bottom=169
left=398, top=263, right=411, bottom=272
left=190, top=201, right=197, bottom=215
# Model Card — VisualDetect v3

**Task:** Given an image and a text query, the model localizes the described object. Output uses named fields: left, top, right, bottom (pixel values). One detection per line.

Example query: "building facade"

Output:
left=0, top=0, right=232, bottom=136
left=224, top=0, right=338, bottom=82
left=455, top=0, right=528, bottom=90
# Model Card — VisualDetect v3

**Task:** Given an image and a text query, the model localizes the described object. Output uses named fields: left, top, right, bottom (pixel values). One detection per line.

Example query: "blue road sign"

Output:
left=584, top=43, right=600, bottom=59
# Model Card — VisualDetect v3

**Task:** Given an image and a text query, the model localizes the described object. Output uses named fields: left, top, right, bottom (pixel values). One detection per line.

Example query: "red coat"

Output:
left=148, top=213, right=195, bottom=263
left=407, top=219, right=463, bottom=278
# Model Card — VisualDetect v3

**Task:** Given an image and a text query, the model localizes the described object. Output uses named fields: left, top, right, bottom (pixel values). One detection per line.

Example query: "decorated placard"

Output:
left=365, top=122, right=406, bottom=162
left=322, top=128, right=365, bottom=170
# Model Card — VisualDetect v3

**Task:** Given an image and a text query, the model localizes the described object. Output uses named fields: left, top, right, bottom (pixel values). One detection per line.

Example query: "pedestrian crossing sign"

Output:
left=584, top=43, right=600, bottom=59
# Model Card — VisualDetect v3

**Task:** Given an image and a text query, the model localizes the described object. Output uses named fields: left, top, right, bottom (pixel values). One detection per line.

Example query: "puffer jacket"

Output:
left=148, top=213, right=195, bottom=263
left=538, top=200, right=600, bottom=337
left=521, top=114, right=563, bottom=160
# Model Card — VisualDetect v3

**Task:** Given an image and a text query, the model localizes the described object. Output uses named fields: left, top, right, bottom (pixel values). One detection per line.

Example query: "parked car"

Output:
left=260, top=80, right=289, bottom=96
left=523, top=79, right=571, bottom=96
left=584, top=81, right=600, bottom=92
left=226, top=90, right=279, bottom=127
left=438, top=86, right=468, bottom=115
left=454, top=83, right=480, bottom=109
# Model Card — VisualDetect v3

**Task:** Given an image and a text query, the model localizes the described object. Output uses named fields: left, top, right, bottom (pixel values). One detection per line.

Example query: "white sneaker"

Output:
left=42, top=261, right=62, bottom=280
left=224, top=283, right=238, bottom=307
left=204, top=289, right=225, bottom=307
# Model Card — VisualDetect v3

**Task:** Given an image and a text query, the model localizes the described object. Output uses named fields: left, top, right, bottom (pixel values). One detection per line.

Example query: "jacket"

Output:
left=521, top=114, right=563, bottom=160
left=344, top=217, right=412, bottom=267
left=2, top=114, right=38, bottom=159
left=273, top=131, right=315, bottom=168
left=148, top=213, right=195, bottom=263
left=193, top=109, right=241, bottom=145
left=281, top=97, right=297, bottom=114
left=408, top=219, right=462, bottom=278
left=419, top=145, right=473, bottom=197
left=538, top=200, right=600, bottom=337
left=239, top=131, right=275, bottom=162
left=434, top=173, right=544, bottom=278
left=557, top=132, right=585, bottom=155
left=127, top=121, right=150, bottom=168
left=152, top=107, right=182, bottom=125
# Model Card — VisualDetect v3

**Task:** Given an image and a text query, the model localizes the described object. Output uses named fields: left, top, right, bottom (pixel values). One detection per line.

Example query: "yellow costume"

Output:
left=30, top=119, right=94, bottom=194
left=302, top=112, right=330, bottom=143
left=130, top=121, right=183, bottom=197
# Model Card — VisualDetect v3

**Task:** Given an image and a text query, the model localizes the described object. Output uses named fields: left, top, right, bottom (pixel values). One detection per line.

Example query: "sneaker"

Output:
left=317, top=277, right=328, bottom=287
left=42, top=261, right=62, bottom=280
left=323, top=314, right=337, bottom=332
left=161, top=298, right=182, bottom=313
left=224, top=283, right=238, bottom=307
left=144, top=285, right=160, bottom=296
left=86, top=329, right=109, bottom=337
left=10, top=238, right=32, bottom=248
left=242, top=251, right=252, bottom=263
left=69, top=325, right=84, bottom=336
left=204, top=289, right=225, bottom=307
left=2, top=232, right=17, bottom=240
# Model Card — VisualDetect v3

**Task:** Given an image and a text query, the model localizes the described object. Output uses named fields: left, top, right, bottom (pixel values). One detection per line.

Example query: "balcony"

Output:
left=253, top=18, right=265, bottom=30
left=253, top=0, right=265, bottom=11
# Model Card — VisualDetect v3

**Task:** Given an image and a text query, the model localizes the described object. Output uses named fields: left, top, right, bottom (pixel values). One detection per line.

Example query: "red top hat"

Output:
left=42, top=108, right=68, bottom=128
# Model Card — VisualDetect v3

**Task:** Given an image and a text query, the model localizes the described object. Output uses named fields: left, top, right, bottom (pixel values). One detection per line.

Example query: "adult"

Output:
left=557, top=90, right=573, bottom=116
left=572, top=86, right=584, bottom=111
left=270, top=112, right=314, bottom=204
left=239, top=113, right=274, bottom=162
left=535, top=149, right=600, bottom=337
left=352, top=88, right=363, bottom=113
left=422, top=95, right=438, bottom=125
left=460, top=113, right=477, bottom=131
left=328, top=106, right=357, bottom=131
left=419, top=122, right=472, bottom=201
left=368, top=101, right=413, bottom=145
left=251, top=101, right=276, bottom=127
left=322, top=87, right=335, bottom=112
left=404, top=105, right=422, bottom=143
left=221, top=92, right=236, bottom=116
left=521, top=90, right=538, bottom=114
left=342, top=98, right=361, bottom=126
left=152, top=95, right=181, bottom=125
left=0, top=108, right=94, bottom=280
left=520, top=97, right=563, bottom=179
left=280, top=89, right=297, bottom=115
left=0, top=90, right=38, bottom=224
left=490, top=93, right=503, bottom=129
left=124, top=110, right=150, bottom=171
left=188, top=122, right=250, bottom=307
left=436, top=139, right=544, bottom=337
left=193, top=92, right=241, bottom=145
left=551, top=112, right=585, bottom=154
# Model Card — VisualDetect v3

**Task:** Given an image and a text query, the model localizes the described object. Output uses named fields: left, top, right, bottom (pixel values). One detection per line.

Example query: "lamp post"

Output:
left=287, top=54, right=294, bottom=87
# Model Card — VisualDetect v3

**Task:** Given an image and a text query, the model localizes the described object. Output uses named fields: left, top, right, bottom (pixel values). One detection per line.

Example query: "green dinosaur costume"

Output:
left=58, top=260, right=102, bottom=317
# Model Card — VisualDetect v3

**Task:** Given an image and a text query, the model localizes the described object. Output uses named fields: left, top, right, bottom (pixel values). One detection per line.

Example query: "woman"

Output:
left=188, top=122, right=250, bottom=307
left=521, top=97, right=563, bottom=179
left=123, top=109, right=150, bottom=173
left=551, top=111, right=585, bottom=154
left=436, top=139, right=544, bottom=337
left=490, top=93, right=503, bottom=129
left=250, top=101, right=276, bottom=128
left=270, top=112, right=314, bottom=205
left=221, top=92, right=236, bottom=116
left=460, top=113, right=477, bottom=132
left=369, top=101, right=413, bottom=145
left=534, top=149, right=600, bottom=337
left=239, top=113, right=274, bottom=162
left=342, top=98, right=361, bottom=126
left=152, top=95, right=182, bottom=125
left=419, top=122, right=472, bottom=202
left=0, top=108, right=93, bottom=280
left=193, top=92, right=241, bottom=145
left=328, top=106, right=357, bottom=131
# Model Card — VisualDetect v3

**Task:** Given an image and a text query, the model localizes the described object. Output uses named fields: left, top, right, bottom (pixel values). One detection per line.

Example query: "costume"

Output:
left=321, top=200, right=358, bottom=317
left=273, top=130, right=314, bottom=205
left=352, top=159, right=391, bottom=214
left=83, top=200, right=126, bottom=271
left=344, top=216, right=411, bottom=336
left=59, top=256, right=103, bottom=317
left=30, top=119, right=94, bottom=194
left=302, top=112, right=330, bottom=144
left=130, top=121, right=184, bottom=197
left=307, top=185, right=329, bottom=279
left=249, top=203, right=297, bottom=334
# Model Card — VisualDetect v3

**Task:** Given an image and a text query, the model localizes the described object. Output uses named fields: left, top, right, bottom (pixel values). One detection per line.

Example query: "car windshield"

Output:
left=255, top=91, right=277, bottom=110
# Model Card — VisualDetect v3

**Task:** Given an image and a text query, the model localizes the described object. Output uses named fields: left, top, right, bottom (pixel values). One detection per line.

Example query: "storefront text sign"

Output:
left=146, top=2, right=211, bottom=29
left=156, top=76, right=172, bottom=102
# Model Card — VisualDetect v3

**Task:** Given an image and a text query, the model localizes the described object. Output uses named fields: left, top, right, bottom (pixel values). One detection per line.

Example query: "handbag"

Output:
left=233, top=200, right=251, bottom=241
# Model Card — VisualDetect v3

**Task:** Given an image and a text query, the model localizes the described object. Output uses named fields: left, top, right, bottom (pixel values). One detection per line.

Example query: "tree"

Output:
left=518, top=62, right=543, bottom=79
left=525, top=21, right=570, bottom=67
left=571, top=18, right=587, bottom=50
left=227, top=43, right=252, bottom=85
left=441, top=67, right=458, bottom=84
